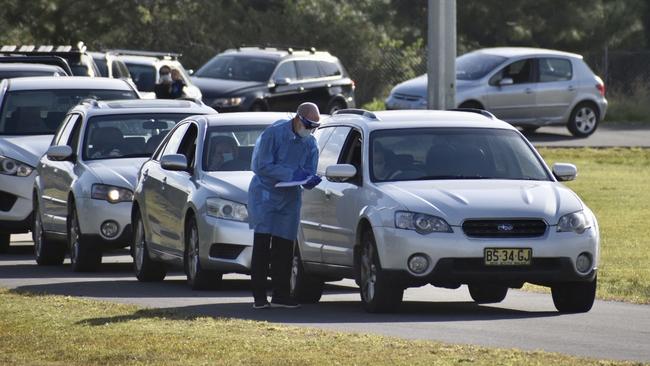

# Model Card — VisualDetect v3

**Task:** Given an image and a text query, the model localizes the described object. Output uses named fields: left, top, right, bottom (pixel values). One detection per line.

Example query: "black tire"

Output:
left=327, top=99, right=346, bottom=115
left=567, top=102, right=600, bottom=137
left=33, top=197, right=65, bottom=265
left=551, top=276, right=597, bottom=313
left=468, top=284, right=508, bottom=304
left=290, top=242, right=324, bottom=303
left=358, top=228, right=403, bottom=313
left=185, top=217, right=221, bottom=290
left=67, top=205, right=101, bottom=272
left=0, top=231, right=9, bottom=254
left=133, top=210, right=166, bottom=282
left=250, top=102, right=266, bottom=112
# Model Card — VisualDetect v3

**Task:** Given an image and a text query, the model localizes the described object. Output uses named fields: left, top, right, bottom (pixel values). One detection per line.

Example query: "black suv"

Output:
left=192, top=46, right=355, bottom=113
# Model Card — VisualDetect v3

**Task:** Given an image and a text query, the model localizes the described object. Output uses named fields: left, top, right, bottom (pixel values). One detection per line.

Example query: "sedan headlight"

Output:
left=206, top=197, right=248, bottom=222
left=0, top=155, right=33, bottom=177
left=395, top=211, right=452, bottom=234
left=557, top=211, right=592, bottom=234
left=213, top=97, right=245, bottom=107
left=91, top=184, right=133, bottom=204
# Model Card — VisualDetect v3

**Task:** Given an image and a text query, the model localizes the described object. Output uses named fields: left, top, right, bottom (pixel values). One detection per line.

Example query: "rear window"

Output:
left=0, top=89, right=138, bottom=135
left=195, top=55, right=277, bottom=82
left=319, top=61, right=342, bottom=77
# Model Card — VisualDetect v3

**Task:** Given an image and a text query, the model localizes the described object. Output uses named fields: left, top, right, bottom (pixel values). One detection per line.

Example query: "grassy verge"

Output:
left=0, top=288, right=641, bottom=366
left=537, top=148, right=650, bottom=303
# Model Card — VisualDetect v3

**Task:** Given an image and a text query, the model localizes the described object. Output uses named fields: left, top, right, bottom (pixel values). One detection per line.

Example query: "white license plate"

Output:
left=484, top=248, right=532, bottom=266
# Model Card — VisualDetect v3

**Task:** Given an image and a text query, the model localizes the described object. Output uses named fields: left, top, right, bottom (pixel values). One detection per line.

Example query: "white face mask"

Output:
left=296, top=125, right=310, bottom=138
left=160, top=74, right=172, bottom=83
left=222, top=152, right=234, bottom=162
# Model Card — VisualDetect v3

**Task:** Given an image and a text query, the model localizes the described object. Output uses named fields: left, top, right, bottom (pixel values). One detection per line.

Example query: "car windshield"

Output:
left=203, top=125, right=266, bottom=171
left=0, top=89, right=138, bottom=136
left=370, top=128, right=550, bottom=182
left=456, top=53, right=507, bottom=80
left=195, top=55, right=278, bottom=82
left=83, top=113, right=192, bottom=160
left=124, top=63, right=156, bottom=92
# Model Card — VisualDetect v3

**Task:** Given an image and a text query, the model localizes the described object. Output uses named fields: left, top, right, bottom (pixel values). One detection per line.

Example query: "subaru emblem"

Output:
left=497, top=223, right=514, bottom=232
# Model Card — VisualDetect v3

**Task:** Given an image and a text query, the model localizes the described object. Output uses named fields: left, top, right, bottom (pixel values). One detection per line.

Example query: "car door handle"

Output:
left=525, top=88, right=533, bottom=94
left=568, top=85, right=576, bottom=91
left=298, top=86, right=305, bottom=92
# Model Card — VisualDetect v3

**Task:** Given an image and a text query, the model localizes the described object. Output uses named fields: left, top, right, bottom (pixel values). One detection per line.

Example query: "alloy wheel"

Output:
left=574, top=107, right=597, bottom=134
left=69, top=209, right=80, bottom=265
left=134, top=217, right=145, bottom=272
left=33, top=210, right=43, bottom=258
left=360, top=242, right=377, bottom=302
left=188, top=223, right=199, bottom=281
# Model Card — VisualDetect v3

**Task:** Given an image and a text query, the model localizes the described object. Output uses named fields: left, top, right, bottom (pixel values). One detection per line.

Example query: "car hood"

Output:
left=0, top=135, right=53, bottom=167
left=390, top=76, right=477, bottom=97
left=85, top=158, right=149, bottom=189
left=202, top=171, right=254, bottom=204
left=191, top=77, right=264, bottom=98
left=379, top=180, right=583, bottom=226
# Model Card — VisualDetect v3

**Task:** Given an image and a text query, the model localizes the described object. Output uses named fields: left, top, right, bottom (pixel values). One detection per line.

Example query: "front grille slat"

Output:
left=462, top=219, right=547, bottom=238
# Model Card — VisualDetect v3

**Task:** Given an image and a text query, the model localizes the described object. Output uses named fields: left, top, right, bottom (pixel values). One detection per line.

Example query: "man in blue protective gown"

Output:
left=248, top=102, right=323, bottom=309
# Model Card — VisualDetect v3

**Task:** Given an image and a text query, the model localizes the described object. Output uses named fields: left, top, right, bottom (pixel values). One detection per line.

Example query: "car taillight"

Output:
left=596, top=83, right=605, bottom=96
left=351, top=80, right=356, bottom=90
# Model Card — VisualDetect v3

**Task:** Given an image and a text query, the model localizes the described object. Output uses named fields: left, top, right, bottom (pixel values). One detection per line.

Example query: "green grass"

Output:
left=0, top=288, right=642, bottom=366
left=537, top=148, right=650, bottom=303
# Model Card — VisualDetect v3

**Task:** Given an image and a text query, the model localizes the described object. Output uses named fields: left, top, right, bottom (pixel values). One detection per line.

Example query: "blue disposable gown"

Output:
left=248, top=119, right=319, bottom=241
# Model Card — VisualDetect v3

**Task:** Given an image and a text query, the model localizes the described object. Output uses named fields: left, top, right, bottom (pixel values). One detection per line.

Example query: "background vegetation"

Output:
left=2, top=0, right=650, bottom=108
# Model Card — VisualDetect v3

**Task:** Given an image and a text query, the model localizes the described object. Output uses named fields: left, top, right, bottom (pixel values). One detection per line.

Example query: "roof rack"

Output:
left=1, top=41, right=87, bottom=54
left=236, top=44, right=317, bottom=54
left=332, top=108, right=379, bottom=120
left=107, top=49, right=181, bottom=60
left=80, top=98, right=100, bottom=107
left=450, top=108, right=495, bottom=119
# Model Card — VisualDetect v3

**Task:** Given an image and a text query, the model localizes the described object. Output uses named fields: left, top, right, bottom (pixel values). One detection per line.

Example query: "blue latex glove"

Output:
left=292, top=168, right=311, bottom=182
left=302, top=175, right=322, bottom=190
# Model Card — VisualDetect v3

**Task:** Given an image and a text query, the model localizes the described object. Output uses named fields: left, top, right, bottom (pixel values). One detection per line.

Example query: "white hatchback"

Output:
left=293, top=109, right=599, bottom=313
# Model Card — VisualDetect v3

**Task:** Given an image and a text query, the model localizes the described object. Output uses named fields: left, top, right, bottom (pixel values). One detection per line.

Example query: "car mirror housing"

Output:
left=46, top=145, right=73, bottom=161
left=499, top=77, right=514, bottom=86
left=552, top=163, right=577, bottom=181
left=160, top=154, right=188, bottom=171
left=273, top=77, right=291, bottom=87
left=325, top=164, right=357, bottom=182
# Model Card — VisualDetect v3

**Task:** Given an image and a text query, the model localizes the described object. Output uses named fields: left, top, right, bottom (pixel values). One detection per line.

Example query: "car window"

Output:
left=316, top=126, right=351, bottom=175
left=296, top=60, right=322, bottom=80
left=319, top=61, right=342, bottom=77
left=370, top=128, right=550, bottom=182
left=203, top=125, right=266, bottom=172
left=313, top=126, right=336, bottom=151
left=58, top=114, right=81, bottom=147
left=0, top=89, right=138, bottom=136
left=51, top=114, right=73, bottom=146
left=158, top=123, right=190, bottom=159
left=195, top=55, right=278, bottom=82
left=83, top=113, right=189, bottom=160
left=94, top=58, right=108, bottom=77
left=273, top=61, right=297, bottom=82
left=177, top=123, right=198, bottom=170
left=539, top=58, right=573, bottom=82
left=489, top=58, right=535, bottom=85
left=337, top=129, right=362, bottom=184
left=456, top=53, right=507, bottom=80
left=124, top=63, right=157, bottom=92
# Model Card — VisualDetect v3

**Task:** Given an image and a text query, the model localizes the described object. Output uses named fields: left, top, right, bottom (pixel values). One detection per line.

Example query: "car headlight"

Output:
left=0, top=155, right=33, bottom=177
left=91, top=184, right=133, bottom=204
left=395, top=211, right=452, bottom=234
left=213, top=97, right=245, bottom=107
left=206, top=197, right=248, bottom=222
left=557, top=211, right=592, bottom=234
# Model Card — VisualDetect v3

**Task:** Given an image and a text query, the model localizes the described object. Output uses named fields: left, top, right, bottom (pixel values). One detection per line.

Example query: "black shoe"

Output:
left=271, top=298, right=301, bottom=308
left=253, top=300, right=271, bottom=309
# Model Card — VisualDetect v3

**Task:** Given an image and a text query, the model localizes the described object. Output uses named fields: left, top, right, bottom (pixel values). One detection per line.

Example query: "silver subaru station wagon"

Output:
left=292, top=109, right=599, bottom=314
left=33, top=99, right=216, bottom=271
left=132, top=112, right=282, bottom=290
left=0, top=76, right=139, bottom=253
left=385, top=47, right=607, bottom=137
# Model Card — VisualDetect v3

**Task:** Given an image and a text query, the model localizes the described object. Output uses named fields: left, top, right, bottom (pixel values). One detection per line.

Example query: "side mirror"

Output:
left=552, top=163, right=577, bottom=182
left=273, top=77, right=291, bottom=87
left=160, top=154, right=188, bottom=171
left=46, top=145, right=73, bottom=161
left=325, top=164, right=357, bottom=182
left=499, top=77, right=514, bottom=86
left=187, top=69, right=194, bottom=76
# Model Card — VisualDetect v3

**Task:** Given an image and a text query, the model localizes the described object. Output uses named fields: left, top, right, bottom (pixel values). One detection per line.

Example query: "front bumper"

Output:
left=373, top=226, right=598, bottom=287
left=76, top=198, right=133, bottom=248
left=198, top=215, right=253, bottom=274
left=0, top=173, right=36, bottom=233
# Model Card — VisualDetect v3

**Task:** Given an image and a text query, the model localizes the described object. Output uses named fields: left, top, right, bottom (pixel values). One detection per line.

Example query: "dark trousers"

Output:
left=251, top=233, right=293, bottom=302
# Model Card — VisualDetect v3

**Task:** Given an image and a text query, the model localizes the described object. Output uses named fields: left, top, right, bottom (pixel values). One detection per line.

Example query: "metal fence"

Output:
left=584, top=48, right=650, bottom=95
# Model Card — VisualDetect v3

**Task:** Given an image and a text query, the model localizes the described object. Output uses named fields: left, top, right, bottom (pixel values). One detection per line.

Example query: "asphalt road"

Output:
left=2, top=237, right=649, bottom=363
left=526, top=122, right=650, bottom=147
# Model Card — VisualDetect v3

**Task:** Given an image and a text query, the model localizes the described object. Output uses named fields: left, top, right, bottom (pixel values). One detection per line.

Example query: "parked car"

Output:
left=132, top=112, right=282, bottom=289
left=0, top=77, right=140, bottom=253
left=0, top=43, right=101, bottom=77
left=32, top=99, right=216, bottom=270
left=385, top=47, right=607, bottom=137
left=112, top=50, right=202, bottom=100
left=0, top=55, right=73, bottom=76
left=192, top=46, right=355, bottom=114
left=292, top=108, right=599, bottom=314
left=89, top=51, right=132, bottom=81
left=0, top=63, right=68, bottom=82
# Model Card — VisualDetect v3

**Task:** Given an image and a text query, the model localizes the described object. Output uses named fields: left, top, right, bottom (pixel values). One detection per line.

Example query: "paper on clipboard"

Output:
left=275, top=177, right=311, bottom=187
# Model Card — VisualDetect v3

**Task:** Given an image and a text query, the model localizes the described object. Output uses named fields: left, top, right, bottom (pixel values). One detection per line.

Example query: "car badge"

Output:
left=497, top=223, right=514, bottom=232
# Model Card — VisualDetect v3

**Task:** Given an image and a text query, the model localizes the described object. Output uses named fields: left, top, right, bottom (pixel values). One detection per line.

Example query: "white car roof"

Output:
left=471, top=47, right=582, bottom=59
left=322, top=110, right=518, bottom=132
left=6, top=76, right=134, bottom=91
left=71, top=99, right=217, bottom=117
left=201, top=112, right=289, bottom=127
